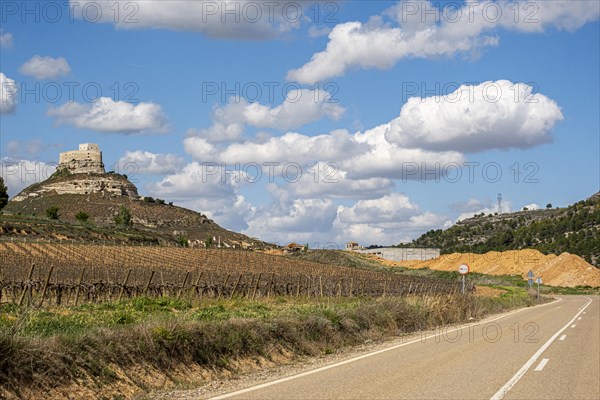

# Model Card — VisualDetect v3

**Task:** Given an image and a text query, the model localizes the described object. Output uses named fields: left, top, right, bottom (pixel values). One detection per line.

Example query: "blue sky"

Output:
left=1, top=0, right=599, bottom=247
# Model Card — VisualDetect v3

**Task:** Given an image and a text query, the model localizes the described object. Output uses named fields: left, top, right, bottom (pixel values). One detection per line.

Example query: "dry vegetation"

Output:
left=0, top=243, right=465, bottom=307
left=0, top=243, right=543, bottom=399
left=0, top=292, right=538, bottom=399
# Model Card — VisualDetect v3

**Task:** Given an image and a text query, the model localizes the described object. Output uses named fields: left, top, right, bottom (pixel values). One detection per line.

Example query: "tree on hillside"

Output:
left=46, top=206, right=60, bottom=220
left=75, top=211, right=90, bottom=223
left=113, top=205, right=132, bottom=228
left=0, top=177, right=8, bottom=210
left=546, top=203, right=552, bottom=209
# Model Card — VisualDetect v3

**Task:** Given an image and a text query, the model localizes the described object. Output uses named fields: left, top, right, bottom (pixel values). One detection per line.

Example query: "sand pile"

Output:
left=392, top=249, right=599, bottom=287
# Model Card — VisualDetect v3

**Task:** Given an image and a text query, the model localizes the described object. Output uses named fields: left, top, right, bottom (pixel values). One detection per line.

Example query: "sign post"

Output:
left=527, top=270, right=535, bottom=288
left=536, top=276, right=542, bottom=301
left=458, top=264, right=470, bottom=294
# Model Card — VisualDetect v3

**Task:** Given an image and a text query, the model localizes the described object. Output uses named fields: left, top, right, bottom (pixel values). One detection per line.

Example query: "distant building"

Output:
left=345, top=242, right=360, bottom=250
left=285, top=242, right=305, bottom=252
left=350, top=246, right=440, bottom=262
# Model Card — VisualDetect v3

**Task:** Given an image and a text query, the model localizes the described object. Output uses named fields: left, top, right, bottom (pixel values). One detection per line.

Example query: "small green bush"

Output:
left=75, top=211, right=90, bottom=223
left=46, top=206, right=60, bottom=220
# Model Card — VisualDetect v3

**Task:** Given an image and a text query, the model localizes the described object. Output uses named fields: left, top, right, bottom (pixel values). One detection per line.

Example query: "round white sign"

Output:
left=458, top=264, right=470, bottom=275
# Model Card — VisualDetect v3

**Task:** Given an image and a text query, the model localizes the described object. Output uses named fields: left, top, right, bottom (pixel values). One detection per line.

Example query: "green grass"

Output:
left=0, top=296, right=368, bottom=338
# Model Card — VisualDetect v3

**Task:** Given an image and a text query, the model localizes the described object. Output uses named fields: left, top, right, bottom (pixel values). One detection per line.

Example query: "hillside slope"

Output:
left=2, top=173, right=268, bottom=248
left=399, top=193, right=600, bottom=266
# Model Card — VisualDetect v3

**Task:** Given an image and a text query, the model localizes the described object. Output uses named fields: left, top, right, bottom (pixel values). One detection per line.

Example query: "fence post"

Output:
left=319, top=276, right=323, bottom=298
left=252, top=273, right=262, bottom=300
left=74, top=267, right=85, bottom=306
left=118, top=269, right=132, bottom=302
left=38, top=265, right=54, bottom=307
left=230, top=274, right=243, bottom=300
left=218, top=274, right=230, bottom=300
left=144, top=271, right=155, bottom=296
left=192, top=271, right=204, bottom=299
left=18, top=263, right=35, bottom=307
left=177, top=271, right=190, bottom=300
left=267, top=274, right=275, bottom=297
left=160, top=271, right=165, bottom=296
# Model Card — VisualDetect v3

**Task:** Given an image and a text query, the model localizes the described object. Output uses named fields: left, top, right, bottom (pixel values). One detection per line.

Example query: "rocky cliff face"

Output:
left=11, top=173, right=139, bottom=202
left=57, top=159, right=105, bottom=175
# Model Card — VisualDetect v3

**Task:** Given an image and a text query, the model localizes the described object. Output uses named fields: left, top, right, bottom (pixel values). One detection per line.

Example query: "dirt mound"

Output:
left=393, top=249, right=599, bottom=287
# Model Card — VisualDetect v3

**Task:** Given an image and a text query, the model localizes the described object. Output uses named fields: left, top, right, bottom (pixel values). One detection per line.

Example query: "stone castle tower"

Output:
left=58, top=143, right=105, bottom=174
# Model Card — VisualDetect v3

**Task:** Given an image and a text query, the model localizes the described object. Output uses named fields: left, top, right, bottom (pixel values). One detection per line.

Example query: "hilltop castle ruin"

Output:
left=11, top=143, right=138, bottom=202
left=58, top=143, right=105, bottom=174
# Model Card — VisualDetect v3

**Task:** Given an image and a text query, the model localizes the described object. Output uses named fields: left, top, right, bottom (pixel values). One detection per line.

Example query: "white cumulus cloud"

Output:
left=0, top=158, right=57, bottom=198
left=148, top=161, right=255, bottom=231
left=337, top=193, right=419, bottom=224
left=193, top=89, right=345, bottom=143
left=183, top=80, right=560, bottom=182
left=206, top=129, right=363, bottom=165
left=19, top=55, right=71, bottom=80
left=385, top=80, right=563, bottom=152
left=47, top=97, right=169, bottom=134
left=332, top=193, right=452, bottom=245
left=69, top=0, right=311, bottom=39
left=288, top=162, right=395, bottom=200
left=243, top=187, right=339, bottom=244
left=118, top=151, right=185, bottom=174
left=288, top=0, right=600, bottom=83
left=0, top=73, right=18, bottom=114
left=0, top=30, right=13, bottom=48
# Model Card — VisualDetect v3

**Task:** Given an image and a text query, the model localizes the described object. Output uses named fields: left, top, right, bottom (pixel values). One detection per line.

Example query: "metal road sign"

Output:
left=536, top=277, right=542, bottom=284
left=528, top=278, right=534, bottom=287
left=527, top=270, right=535, bottom=278
left=458, top=264, right=470, bottom=275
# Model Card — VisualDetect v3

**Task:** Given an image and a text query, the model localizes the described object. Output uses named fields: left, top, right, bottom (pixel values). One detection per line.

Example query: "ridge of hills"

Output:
left=398, top=192, right=600, bottom=267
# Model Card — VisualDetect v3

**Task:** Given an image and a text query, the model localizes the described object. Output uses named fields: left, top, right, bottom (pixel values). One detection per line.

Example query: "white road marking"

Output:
left=578, top=317, right=582, bottom=320
left=209, top=298, right=562, bottom=400
left=559, top=335, right=566, bottom=341
left=571, top=324, right=576, bottom=328
left=583, top=312, right=586, bottom=314
left=490, top=297, right=593, bottom=400
left=534, top=358, right=549, bottom=371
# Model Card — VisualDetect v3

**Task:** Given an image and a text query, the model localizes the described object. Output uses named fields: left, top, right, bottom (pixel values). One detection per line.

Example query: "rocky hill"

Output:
left=2, top=175, right=267, bottom=248
left=398, top=193, right=600, bottom=267
left=1, top=144, right=270, bottom=249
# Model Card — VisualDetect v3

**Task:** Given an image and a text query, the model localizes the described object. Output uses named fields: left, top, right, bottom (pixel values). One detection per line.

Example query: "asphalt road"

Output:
left=210, top=295, right=599, bottom=400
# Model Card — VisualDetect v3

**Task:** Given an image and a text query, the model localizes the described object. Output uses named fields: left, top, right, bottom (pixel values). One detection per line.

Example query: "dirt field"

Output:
left=381, top=249, right=599, bottom=287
